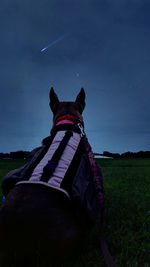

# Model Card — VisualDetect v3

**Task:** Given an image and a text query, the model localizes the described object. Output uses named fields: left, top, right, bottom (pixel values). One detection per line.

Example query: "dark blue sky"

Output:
left=0, top=0, right=150, bottom=153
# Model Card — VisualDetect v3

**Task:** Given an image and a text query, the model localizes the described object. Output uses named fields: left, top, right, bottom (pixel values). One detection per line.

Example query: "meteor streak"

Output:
left=41, top=32, right=70, bottom=52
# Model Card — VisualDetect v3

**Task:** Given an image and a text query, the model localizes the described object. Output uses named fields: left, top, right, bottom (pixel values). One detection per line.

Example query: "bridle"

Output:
left=55, top=114, right=85, bottom=137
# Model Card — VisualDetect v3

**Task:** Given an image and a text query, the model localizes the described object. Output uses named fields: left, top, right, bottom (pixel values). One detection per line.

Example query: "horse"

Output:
left=0, top=88, right=96, bottom=266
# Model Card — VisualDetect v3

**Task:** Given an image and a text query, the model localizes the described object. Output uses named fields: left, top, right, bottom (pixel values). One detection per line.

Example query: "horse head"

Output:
left=49, top=87, right=86, bottom=128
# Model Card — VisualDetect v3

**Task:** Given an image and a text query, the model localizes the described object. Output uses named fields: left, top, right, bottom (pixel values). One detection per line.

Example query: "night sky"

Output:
left=1, top=0, right=150, bottom=154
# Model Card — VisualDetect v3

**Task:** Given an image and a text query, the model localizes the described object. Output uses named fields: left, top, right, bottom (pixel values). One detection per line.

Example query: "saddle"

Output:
left=2, top=120, right=103, bottom=224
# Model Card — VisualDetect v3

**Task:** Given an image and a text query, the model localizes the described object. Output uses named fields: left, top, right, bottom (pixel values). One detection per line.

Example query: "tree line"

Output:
left=0, top=150, right=150, bottom=159
left=0, top=151, right=30, bottom=159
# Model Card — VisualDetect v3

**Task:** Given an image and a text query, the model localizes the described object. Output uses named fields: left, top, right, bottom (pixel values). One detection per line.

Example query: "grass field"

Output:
left=0, top=158, right=150, bottom=267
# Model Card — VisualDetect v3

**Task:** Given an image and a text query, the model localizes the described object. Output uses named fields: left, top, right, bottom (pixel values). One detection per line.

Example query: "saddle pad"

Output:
left=17, top=131, right=81, bottom=198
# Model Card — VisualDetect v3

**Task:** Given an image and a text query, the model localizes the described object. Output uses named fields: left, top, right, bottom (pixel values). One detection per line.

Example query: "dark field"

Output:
left=0, top=158, right=150, bottom=267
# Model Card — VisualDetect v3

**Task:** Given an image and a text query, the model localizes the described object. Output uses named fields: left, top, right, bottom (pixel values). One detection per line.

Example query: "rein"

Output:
left=56, top=114, right=104, bottom=205
left=55, top=114, right=117, bottom=267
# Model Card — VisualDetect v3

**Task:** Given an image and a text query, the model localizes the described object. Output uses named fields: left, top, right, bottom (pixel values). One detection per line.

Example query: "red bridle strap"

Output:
left=55, top=114, right=85, bottom=136
left=56, top=114, right=80, bottom=124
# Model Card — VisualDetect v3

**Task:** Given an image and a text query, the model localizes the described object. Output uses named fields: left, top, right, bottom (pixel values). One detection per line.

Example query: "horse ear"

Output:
left=49, top=87, right=59, bottom=113
left=75, top=88, right=86, bottom=113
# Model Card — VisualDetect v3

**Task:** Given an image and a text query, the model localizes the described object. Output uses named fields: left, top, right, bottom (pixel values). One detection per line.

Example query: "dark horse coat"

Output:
left=0, top=88, right=102, bottom=266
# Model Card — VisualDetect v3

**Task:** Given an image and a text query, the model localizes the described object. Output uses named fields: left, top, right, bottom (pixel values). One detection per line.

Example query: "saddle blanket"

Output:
left=17, top=131, right=81, bottom=198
